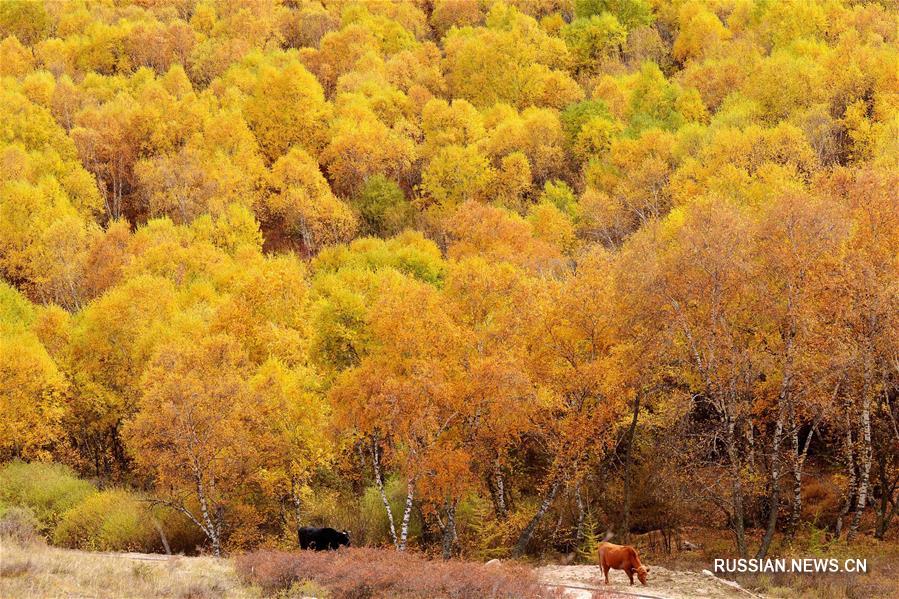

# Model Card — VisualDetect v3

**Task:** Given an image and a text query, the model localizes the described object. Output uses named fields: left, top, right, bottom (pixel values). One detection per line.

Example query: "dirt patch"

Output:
left=537, top=564, right=763, bottom=599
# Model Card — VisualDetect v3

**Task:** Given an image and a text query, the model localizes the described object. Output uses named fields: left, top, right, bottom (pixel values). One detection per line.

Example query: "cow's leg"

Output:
left=626, top=568, right=635, bottom=585
left=602, top=563, right=610, bottom=584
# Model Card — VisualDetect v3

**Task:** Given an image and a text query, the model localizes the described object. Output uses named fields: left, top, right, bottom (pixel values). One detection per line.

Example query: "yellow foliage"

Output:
left=0, top=285, right=68, bottom=461
left=241, top=59, right=332, bottom=162
left=268, top=147, right=357, bottom=253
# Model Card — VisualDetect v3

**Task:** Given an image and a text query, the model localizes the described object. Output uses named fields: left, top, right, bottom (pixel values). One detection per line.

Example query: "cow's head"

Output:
left=636, top=565, right=649, bottom=585
left=339, top=530, right=351, bottom=547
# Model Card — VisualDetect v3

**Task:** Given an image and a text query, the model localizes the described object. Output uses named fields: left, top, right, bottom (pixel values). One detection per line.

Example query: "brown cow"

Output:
left=598, top=542, right=650, bottom=586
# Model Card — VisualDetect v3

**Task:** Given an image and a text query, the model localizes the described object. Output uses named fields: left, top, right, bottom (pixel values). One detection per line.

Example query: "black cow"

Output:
left=298, top=526, right=350, bottom=550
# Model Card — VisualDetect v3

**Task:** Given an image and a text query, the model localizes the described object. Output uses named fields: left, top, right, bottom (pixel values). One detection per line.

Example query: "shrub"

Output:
left=53, top=489, right=156, bottom=551
left=461, top=495, right=531, bottom=561
left=235, top=548, right=555, bottom=598
left=0, top=505, right=40, bottom=545
left=0, top=461, right=95, bottom=532
left=576, top=514, right=600, bottom=563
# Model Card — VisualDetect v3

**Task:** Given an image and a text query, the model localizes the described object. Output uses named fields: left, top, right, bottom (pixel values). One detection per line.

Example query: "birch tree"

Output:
left=124, top=335, right=274, bottom=556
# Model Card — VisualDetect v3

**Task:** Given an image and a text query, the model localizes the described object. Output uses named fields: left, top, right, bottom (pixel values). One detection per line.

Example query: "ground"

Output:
left=537, top=564, right=757, bottom=599
left=2, top=541, right=758, bottom=599
left=3, top=539, right=897, bottom=598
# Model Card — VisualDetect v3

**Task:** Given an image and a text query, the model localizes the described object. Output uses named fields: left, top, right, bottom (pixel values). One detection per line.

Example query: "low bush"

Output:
left=0, top=461, right=205, bottom=553
left=0, top=505, right=41, bottom=545
left=0, top=461, right=96, bottom=532
left=466, top=496, right=532, bottom=561
left=235, top=548, right=556, bottom=598
left=53, top=489, right=157, bottom=551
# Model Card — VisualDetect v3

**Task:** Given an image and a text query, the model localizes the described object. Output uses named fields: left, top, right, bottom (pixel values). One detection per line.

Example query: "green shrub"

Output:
left=350, top=175, right=412, bottom=237
left=54, top=489, right=156, bottom=551
left=576, top=513, right=600, bottom=563
left=0, top=461, right=96, bottom=532
left=466, top=496, right=508, bottom=560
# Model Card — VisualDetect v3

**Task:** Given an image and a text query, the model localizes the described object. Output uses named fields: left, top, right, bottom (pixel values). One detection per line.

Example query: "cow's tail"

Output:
left=601, top=530, right=614, bottom=543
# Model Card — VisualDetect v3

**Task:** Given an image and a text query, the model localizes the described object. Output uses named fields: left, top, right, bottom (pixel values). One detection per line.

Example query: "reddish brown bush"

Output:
left=235, top=548, right=558, bottom=598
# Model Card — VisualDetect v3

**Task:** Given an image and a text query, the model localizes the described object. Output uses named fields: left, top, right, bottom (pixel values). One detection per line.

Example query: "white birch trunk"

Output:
left=398, top=476, right=415, bottom=551
left=371, top=439, right=398, bottom=548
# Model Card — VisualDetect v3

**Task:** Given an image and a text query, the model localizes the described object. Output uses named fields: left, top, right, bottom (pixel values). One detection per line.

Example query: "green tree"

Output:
left=351, top=175, right=412, bottom=237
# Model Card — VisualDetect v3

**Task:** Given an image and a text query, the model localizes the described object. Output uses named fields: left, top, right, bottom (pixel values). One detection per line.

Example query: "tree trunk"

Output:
left=756, top=411, right=784, bottom=559
left=398, top=476, right=415, bottom=551
left=441, top=501, right=457, bottom=560
left=495, top=460, right=507, bottom=519
left=210, top=531, right=222, bottom=557
left=153, top=518, right=171, bottom=555
left=622, top=393, right=641, bottom=542
left=836, top=402, right=857, bottom=537
left=371, top=438, right=398, bottom=548
left=875, top=494, right=899, bottom=540
left=487, top=459, right=508, bottom=520
left=874, top=447, right=899, bottom=540
left=196, top=478, right=222, bottom=556
left=746, top=422, right=757, bottom=471
left=848, top=366, right=873, bottom=540
left=788, top=416, right=817, bottom=537
left=725, top=417, right=748, bottom=558
left=290, top=475, right=303, bottom=546
left=788, top=416, right=802, bottom=536
left=790, top=383, right=837, bottom=536
left=513, top=476, right=562, bottom=557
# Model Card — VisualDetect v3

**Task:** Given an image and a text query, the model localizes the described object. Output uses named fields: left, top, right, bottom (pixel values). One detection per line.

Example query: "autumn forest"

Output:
left=1, top=0, right=897, bottom=576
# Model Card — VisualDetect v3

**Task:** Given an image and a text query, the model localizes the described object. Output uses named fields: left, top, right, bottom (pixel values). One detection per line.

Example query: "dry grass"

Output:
left=0, top=539, right=258, bottom=599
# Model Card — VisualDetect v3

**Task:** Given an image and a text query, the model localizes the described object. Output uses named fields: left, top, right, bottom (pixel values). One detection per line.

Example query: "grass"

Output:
left=0, top=538, right=257, bottom=599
